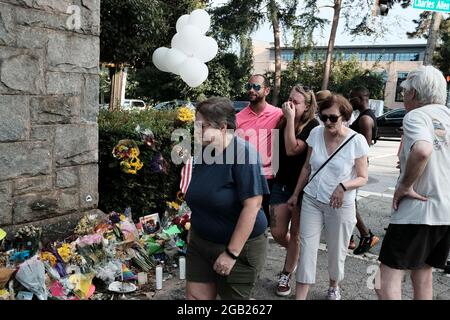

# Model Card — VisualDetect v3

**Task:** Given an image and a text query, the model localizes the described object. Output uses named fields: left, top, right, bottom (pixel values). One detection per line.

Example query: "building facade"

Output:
left=253, top=41, right=427, bottom=109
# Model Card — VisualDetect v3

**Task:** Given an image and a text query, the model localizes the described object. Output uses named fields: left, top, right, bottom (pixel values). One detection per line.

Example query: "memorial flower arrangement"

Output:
left=177, top=106, right=195, bottom=123
left=112, top=139, right=144, bottom=174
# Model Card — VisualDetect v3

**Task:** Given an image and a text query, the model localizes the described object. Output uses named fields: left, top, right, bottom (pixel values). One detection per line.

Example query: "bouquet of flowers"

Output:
left=112, top=139, right=144, bottom=174
left=14, top=225, right=42, bottom=255
left=177, top=106, right=195, bottom=123
left=75, top=234, right=106, bottom=266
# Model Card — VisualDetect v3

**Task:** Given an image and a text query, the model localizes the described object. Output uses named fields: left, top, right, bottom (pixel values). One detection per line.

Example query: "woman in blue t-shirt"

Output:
left=270, top=85, right=319, bottom=297
left=185, top=97, right=269, bottom=300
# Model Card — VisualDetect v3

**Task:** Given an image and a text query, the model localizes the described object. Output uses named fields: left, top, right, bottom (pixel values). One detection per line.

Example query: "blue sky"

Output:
left=212, top=0, right=433, bottom=46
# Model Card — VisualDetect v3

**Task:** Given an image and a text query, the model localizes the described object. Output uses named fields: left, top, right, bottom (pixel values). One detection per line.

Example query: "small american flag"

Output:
left=180, top=157, right=193, bottom=194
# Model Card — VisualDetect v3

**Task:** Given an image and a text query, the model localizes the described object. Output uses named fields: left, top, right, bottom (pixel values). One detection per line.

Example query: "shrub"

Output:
left=98, top=109, right=190, bottom=220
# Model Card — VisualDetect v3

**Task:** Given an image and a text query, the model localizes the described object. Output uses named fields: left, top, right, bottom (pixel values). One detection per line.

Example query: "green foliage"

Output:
left=266, top=57, right=385, bottom=103
left=434, top=17, right=450, bottom=77
left=101, top=0, right=209, bottom=67
left=125, top=52, right=252, bottom=103
left=98, top=109, right=189, bottom=219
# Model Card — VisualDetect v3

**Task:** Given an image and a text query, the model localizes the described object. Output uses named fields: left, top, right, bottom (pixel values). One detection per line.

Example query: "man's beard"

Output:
left=249, top=94, right=264, bottom=104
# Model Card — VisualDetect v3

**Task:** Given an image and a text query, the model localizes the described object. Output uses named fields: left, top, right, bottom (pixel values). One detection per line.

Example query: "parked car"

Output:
left=122, top=99, right=147, bottom=111
left=154, top=100, right=249, bottom=113
left=232, top=101, right=249, bottom=113
left=376, top=108, right=406, bottom=139
left=154, top=100, right=195, bottom=110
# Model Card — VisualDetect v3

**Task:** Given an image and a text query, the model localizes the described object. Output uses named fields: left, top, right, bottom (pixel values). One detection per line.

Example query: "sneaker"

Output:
left=348, top=235, right=356, bottom=250
left=276, top=272, right=292, bottom=296
left=327, top=287, right=341, bottom=300
left=353, top=231, right=379, bottom=255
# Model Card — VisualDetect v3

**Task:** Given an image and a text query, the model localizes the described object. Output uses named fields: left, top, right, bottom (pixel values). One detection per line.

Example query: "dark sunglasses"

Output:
left=298, top=84, right=311, bottom=91
left=245, top=83, right=262, bottom=91
left=319, top=114, right=342, bottom=123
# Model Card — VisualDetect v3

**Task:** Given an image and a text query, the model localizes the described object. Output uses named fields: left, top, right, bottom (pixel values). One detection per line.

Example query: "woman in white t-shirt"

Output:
left=287, top=94, right=369, bottom=300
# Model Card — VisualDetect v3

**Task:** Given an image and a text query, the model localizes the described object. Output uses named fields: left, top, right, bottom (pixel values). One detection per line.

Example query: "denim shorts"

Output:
left=269, top=182, right=295, bottom=205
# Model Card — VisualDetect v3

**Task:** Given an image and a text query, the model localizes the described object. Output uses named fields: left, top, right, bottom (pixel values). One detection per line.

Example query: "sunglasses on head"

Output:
left=298, top=84, right=311, bottom=91
left=245, top=83, right=262, bottom=91
left=319, top=114, right=342, bottom=123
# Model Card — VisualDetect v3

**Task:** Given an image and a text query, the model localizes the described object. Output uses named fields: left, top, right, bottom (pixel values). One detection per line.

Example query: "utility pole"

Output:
left=423, top=12, right=442, bottom=66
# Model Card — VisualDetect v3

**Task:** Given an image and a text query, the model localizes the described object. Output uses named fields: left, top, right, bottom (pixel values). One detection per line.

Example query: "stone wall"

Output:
left=0, top=0, right=100, bottom=239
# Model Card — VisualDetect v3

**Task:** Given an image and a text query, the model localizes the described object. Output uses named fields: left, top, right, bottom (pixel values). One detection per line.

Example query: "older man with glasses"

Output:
left=236, top=74, right=283, bottom=227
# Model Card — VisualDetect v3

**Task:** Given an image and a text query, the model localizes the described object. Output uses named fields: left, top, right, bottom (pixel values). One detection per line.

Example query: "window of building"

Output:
left=394, top=52, right=420, bottom=61
left=395, top=72, right=409, bottom=102
left=281, top=51, right=294, bottom=62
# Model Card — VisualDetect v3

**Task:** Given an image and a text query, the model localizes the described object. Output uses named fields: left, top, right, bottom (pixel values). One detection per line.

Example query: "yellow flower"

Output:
left=40, top=252, right=57, bottom=267
left=166, top=201, right=180, bottom=210
left=177, top=106, right=195, bottom=123
left=57, top=243, right=73, bottom=263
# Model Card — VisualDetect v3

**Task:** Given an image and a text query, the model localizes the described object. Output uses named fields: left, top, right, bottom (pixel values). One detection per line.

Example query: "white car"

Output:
left=122, top=99, right=147, bottom=111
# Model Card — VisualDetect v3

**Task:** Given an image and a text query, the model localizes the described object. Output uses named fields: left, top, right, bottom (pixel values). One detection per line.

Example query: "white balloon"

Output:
left=171, top=33, right=183, bottom=51
left=165, top=48, right=188, bottom=75
left=152, top=47, right=170, bottom=72
left=188, top=9, right=211, bottom=34
left=193, top=36, right=218, bottom=63
left=176, top=14, right=190, bottom=33
left=173, top=25, right=203, bottom=57
left=179, top=57, right=209, bottom=88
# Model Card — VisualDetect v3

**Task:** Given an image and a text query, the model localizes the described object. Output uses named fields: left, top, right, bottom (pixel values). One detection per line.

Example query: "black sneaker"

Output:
left=353, top=231, right=379, bottom=255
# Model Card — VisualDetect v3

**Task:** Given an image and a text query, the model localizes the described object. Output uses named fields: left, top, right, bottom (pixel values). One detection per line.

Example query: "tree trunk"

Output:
left=109, top=63, right=125, bottom=111
left=322, top=0, right=342, bottom=90
left=423, top=12, right=442, bottom=66
left=269, top=0, right=281, bottom=107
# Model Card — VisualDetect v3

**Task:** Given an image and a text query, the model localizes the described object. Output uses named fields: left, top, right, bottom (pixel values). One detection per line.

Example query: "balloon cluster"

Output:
left=152, top=9, right=218, bottom=88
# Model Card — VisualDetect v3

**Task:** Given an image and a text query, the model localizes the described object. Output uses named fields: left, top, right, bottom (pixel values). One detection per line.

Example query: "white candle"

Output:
left=155, top=265, right=163, bottom=290
left=179, top=256, right=186, bottom=280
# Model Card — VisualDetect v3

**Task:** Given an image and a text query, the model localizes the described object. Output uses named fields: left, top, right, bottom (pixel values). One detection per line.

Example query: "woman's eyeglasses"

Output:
left=319, top=114, right=342, bottom=123
left=245, top=83, right=262, bottom=91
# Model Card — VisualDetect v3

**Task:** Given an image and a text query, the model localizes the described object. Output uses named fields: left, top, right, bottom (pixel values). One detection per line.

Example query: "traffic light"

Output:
left=373, top=0, right=389, bottom=16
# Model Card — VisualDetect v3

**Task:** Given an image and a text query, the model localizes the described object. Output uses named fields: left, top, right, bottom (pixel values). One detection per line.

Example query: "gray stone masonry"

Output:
left=0, top=0, right=100, bottom=239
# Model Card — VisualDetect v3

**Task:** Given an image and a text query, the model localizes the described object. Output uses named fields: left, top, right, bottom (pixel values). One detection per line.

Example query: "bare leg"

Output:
left=410, top=265, right=433, bottom=300
left=186, top=282, right=217, bottom=300
left=295, top=282, right=310, bottom=300
left=270, top=204, right=291, bottom=249
left=329, top=279, right=338, bottom=288
left=376, top=263, right=404, bottom=300
left=284, top=205, right=300, bottom=273
left=355, top=205, right=369, bottom=237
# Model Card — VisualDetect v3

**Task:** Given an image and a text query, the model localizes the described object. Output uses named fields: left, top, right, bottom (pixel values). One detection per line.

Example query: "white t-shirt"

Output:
left=391, top=104, right=450, bottom=225
left=304, top=126, right=369, bottom=206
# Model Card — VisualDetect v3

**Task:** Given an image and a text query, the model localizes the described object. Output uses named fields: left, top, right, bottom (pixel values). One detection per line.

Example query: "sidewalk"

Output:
left=151, top=194, right=450, bottom=300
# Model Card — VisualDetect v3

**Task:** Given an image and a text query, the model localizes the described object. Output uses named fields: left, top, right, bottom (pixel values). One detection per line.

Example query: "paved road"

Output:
left=151, top=141, right=450, bottom=300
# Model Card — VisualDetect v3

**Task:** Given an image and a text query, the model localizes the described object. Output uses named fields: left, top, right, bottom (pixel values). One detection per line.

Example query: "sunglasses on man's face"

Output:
left=245, top=83, right=262, bottom=91
left=319, top=114, right=342, bottom=123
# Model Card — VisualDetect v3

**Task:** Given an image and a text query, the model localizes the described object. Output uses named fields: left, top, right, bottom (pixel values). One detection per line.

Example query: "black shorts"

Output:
left=269, top=182, right=295, bottom=206
left=379, top=224, right=450, bottom=270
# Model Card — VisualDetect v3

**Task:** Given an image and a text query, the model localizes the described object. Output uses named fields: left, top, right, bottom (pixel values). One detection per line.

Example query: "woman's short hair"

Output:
left=400, top=65, right=447, bottom=106
left=195, top=97, right=236, bottom=130
left=319, top=94, right=353, bottom=122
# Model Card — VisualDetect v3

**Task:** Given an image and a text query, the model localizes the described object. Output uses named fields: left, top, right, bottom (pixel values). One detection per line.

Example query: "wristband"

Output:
left=225, top=248, right=238, bottom=260
left=339, top=182, right=347, bottom=192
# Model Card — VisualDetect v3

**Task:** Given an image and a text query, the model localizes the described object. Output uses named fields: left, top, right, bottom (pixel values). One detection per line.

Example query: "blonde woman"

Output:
left=270, top=85, right=319, bottom=296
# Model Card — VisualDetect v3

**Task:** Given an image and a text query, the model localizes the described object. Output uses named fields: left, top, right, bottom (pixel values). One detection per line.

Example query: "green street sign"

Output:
left=412, top=0, right=450, bottom=12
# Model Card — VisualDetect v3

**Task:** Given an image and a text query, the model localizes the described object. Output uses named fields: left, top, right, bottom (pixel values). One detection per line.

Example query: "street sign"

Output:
left=412, top=0, right=450, bottom=12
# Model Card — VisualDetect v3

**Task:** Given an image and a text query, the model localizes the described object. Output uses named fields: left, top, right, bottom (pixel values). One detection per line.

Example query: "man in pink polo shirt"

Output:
left=236, top=74, right=283, bottom=225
